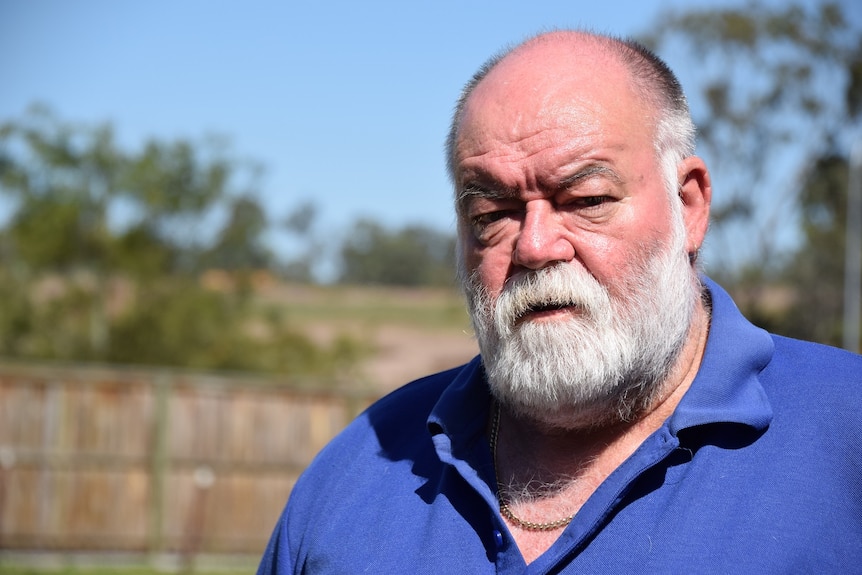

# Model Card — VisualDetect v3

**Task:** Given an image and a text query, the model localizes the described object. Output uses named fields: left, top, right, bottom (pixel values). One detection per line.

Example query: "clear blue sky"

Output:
left=1, top=0, right=857, bottom=274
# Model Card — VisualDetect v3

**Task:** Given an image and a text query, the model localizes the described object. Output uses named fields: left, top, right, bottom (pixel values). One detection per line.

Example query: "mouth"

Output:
left=517, top=301, right=581, bottom=322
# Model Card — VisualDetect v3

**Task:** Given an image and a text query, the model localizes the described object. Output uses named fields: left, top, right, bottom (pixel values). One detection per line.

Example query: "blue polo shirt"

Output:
left=258, top=279, right=862, bottom=574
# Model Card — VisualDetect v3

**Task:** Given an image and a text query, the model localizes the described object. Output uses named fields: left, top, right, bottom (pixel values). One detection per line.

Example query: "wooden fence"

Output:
left=0, top=361, right=378, bottom=558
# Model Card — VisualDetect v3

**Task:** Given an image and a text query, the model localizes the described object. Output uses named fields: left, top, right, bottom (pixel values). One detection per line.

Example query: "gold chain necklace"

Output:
left=490, top=402, right=576, bottom=531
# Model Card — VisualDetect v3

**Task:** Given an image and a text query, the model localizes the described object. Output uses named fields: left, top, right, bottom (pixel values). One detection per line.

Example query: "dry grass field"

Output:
left=254, top=281, right=479, bottom=393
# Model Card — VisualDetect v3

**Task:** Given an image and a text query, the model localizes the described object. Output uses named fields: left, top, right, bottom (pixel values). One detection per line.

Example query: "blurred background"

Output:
left=1, top=0, right=860, bottom=572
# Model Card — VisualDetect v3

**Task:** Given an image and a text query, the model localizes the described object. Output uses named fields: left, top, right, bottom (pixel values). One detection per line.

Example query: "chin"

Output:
left=496, top=384, right=660, bottom=432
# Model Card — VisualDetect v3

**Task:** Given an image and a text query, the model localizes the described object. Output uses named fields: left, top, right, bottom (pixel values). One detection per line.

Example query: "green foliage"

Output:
left=0, top=273, right=37, bottom=355
left=643, top=1, right=862, bottom=346
left=720, top=151, right=856, bottom=347
left=124, top=139, right=227, bottom=216
left=0, top=106, right=118, bottom=273
left=0, top=269, right=366, bottom=379
left=338, top=219, right=456, bottom=286
left=200, top=194, right=273, bottom=271
left=280, top=200, right=321, bottom=282
left=0, top=106, right=366, bottom=379
left=775, top=153, right=851, bottom=346
left=0, top=105, right=232, bottom=279
left=642, top=1, right=861, bottom=272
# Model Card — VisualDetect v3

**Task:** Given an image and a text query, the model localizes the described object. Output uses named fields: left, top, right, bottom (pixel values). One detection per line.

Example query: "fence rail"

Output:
left=0, top=361, right=378, bottom=557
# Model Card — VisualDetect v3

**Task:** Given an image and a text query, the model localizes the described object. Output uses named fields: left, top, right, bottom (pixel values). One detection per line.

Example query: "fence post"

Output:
left=149, top=373, right=170, bottom=557
left=0, top=447, right=16, bottom=551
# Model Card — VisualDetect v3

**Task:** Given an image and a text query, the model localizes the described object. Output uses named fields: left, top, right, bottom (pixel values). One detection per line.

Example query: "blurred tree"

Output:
left=284, top=200, right=318, bottom=237
left=764, top=152, right=853, bottom=346
left=0, top=105, right=134, bottom=353
left=0, top=105, right=120, bottom=274
left=643, top=1, right=862, bottom=275
left=337, top=219, right=456, bottom=286
left=0, top=105, right=363, bottom=378
left=201, top=194, right=273, bottom=272
left=281, top=200, right=320, bottom=283
left=0, top=105, right=233, bottom=279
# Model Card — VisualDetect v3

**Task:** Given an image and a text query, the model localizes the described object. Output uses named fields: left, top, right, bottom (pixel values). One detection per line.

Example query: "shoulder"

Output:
left=343, top=361, right=473, bottom=450
left=761, top=335, right=862, bottom=433
left=765, top=335, right=862, bottom=391
left=703, top=276, right=862, bottom=400
left=366, top=362, right=469, bottom=422
left=289, top=359, right=478, bottom=499
left=261, top=360, right=480, bottom=573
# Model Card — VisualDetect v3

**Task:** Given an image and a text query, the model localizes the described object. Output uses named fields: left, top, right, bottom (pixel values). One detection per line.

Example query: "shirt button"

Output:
left=494, top=530, right=504, bottom=550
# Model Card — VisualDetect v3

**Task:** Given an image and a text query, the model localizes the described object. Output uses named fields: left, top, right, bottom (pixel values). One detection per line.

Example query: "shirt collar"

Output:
left=427, top=356, right=488, bottom=446
left=667, top=277, right=774, bottom=434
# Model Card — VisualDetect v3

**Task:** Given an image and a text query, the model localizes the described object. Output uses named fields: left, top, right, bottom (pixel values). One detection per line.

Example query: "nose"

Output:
left=512, top=201, right=575, bottom=270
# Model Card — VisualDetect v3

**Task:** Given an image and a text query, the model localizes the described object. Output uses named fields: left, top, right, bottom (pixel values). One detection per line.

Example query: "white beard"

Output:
left=462, top=214, right=700, bottom=429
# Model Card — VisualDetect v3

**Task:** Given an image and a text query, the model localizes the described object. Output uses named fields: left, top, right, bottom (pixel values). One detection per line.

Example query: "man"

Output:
left=259, top=31, right=862, bottom=573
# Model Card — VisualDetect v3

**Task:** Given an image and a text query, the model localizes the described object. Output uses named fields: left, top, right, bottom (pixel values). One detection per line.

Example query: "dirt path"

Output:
left=360, top=325, right=478, bottom=393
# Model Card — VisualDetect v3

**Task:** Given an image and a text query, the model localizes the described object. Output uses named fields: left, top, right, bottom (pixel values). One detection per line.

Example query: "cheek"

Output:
left=477, top=259, right=508, bottom=296
left=569, top=228, right=624, bottom=277
left=462, top=244, right=511, bottom=297
left=572, top=223, right=662, bottom=293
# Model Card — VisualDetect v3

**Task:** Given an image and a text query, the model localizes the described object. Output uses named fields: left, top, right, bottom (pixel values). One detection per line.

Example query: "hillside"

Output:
left=253, top=281, right=479, bottom=393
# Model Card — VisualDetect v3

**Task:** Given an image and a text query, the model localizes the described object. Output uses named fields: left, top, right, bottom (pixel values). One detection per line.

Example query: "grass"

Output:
left=259, top=283, right=472, bottom=331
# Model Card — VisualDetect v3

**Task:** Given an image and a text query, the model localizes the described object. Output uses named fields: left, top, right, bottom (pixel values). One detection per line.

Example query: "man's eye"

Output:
left=470, top=210, right=518, bottom=239
left=576, top=196, right=611, bottom=208
left=473, top=211, right=513, bottom=227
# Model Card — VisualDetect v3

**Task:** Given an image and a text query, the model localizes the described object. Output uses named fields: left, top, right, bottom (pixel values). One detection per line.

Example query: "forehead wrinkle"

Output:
left=467, top=118, right=587, bottom=154
left=458, top=128, right=594, bottom=189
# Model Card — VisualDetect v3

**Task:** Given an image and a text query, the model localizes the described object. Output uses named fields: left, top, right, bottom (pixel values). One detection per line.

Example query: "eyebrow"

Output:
left=557, top=163, right=623, bottom=188
left=456, top=182, right=518, bottom=213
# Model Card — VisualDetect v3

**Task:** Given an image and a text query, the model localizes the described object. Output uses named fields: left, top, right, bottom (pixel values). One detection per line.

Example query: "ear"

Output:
left=677, top=156, right=711, bottom=257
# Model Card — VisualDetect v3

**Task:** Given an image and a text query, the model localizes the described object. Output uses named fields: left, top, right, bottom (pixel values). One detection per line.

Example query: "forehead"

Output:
left=454, top=41, right=655, bottom=178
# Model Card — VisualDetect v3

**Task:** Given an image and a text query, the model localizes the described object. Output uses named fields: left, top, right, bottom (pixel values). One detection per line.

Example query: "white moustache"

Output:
left=493, top=264, right=612, bottom=337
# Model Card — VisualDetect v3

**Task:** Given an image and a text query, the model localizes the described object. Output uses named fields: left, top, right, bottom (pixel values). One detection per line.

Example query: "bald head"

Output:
left=445, top=31, right=695, bottom=191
